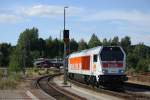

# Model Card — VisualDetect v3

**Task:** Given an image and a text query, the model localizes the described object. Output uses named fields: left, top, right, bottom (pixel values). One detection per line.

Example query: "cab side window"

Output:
left=93, top=54, right=98, bottom=62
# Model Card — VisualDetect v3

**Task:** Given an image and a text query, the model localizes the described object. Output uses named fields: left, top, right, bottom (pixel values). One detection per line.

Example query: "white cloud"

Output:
left=0, top=14, right=21, bottom=23
left=80, top=10, right=150, bottom=45
left=0, top=4, right=83, bottom=23
left=127, top=33, right=150, bottom=46
left=0, top=5, right=150, bottom=45
left=82, top=10, right=150, bottom=23
left=21, top=5, right=83, bottom=17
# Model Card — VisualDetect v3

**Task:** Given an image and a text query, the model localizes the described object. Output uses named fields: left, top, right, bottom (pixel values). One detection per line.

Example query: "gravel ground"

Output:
left=0, top=90, right=30, bottom=100
left=53, top=75, right=124, bottom=100
left=0, top=78, right=54, bottom=100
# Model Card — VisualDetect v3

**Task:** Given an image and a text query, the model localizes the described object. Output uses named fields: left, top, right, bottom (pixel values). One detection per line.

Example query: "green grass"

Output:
left=0, top=70, right=3, bottom=79
left=0, top=78, right=17, bottom=89
left=26, top=67, right=54, bottom=77
left=0, top=67, right=56, bottom=89
left=0, top=72, right=21, bottom=89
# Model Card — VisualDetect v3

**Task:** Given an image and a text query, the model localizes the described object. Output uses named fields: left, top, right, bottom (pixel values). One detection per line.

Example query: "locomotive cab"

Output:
left=98, top=46, right=128, bottom=83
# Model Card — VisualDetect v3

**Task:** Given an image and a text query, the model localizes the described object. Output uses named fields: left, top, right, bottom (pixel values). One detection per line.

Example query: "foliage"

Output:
left=9, top=27, right=39, bottom=72
left=78, top=39, right=88, bottom=50
left=0, top=78, right=17, bottom=89
left=88, top=34, right=102, bottom=48
left=0, top=72, right=21, bottom=89
left=70, top=39, right=78, bottom=53
left=38, top=38, right=46, bottom=57
left=136, top=59, right=150, bottom=72
left=45, top=37, right=63, bottom=58
left=0, top=70, right=3, bottom=79
left=126, top=43, right=150, bottom=72
left=8, top=49, right=22, bottom=72
left=120, top=36, right=131, bottom=53
left=0, top=43, right=12, bottom=67
left=111, top=36, right=120, bottom=46
left=0, top=27, right=149, bottom=73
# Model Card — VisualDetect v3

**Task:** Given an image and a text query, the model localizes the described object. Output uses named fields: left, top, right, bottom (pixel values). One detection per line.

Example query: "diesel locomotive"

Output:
left=68, top=46, right=128, bottom=86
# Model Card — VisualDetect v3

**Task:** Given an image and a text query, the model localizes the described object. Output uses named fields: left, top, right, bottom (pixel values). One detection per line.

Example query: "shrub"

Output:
left=0, top=70, right=3, bottom=79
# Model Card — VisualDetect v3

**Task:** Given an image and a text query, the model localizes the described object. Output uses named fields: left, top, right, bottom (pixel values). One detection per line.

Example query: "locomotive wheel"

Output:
left=69, top=73, right=74, bottom=79
left=90, top=76, right=96, bottom=87
left=84, top=75, right=90, bottom=85
left=95, top=81, right=99, bottom=88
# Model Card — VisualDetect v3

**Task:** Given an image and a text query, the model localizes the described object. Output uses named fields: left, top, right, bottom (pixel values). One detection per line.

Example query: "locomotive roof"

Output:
left=68, top=46, right=122, bottom=58
left=69, top=46, right=102, bottom=57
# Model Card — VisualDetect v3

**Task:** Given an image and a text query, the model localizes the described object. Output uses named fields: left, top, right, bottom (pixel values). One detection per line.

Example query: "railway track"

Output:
left=68, top=78, right=150, bottom=100
left=123, top=82, right=150, bottom=100
left=35, top=74, right=86, bottom=100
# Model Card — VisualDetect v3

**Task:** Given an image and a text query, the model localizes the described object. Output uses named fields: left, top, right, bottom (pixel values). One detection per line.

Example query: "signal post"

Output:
left=63, top=7, right=69, bottom=85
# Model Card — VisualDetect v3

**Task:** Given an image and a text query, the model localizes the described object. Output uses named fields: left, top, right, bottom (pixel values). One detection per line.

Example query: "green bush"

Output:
left=33, top=67, right=39, bottom=73
left=0, top=70, right=3, bottom=79
left=0, top=78, right=17, bottom=89
left=136, top=59, right=150, bottom=72
left=0, top=72, right=22, bottom=89
left=26, top=68, right=35, bottom=77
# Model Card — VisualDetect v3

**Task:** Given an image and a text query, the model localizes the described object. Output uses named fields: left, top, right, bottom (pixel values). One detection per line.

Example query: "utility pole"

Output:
left=63, top=6, right=69, bottom=85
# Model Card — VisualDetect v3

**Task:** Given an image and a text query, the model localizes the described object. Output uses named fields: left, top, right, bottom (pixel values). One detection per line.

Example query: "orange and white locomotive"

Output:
left=68, top=46, right=128, bottom=86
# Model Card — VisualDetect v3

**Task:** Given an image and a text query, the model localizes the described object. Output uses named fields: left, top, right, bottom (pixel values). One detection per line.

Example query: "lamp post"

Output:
left=64, top=6, right=68, bottom=30
left=63, top=6, right=69, bottom=85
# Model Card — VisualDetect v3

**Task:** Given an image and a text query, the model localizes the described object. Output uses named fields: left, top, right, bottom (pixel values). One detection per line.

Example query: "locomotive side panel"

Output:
left=68, top=55, right=91, bottom=75
left=68, top=47, right=101, bottom=75
left=69, top=56, right=90, bottom=70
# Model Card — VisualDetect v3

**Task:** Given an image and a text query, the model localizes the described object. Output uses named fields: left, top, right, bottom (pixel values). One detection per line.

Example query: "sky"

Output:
left=0, top=0, right=150, bottom=46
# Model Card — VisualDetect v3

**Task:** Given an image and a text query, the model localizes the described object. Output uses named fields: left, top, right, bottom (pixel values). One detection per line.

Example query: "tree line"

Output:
left=0, top=27, right=149, bottom=73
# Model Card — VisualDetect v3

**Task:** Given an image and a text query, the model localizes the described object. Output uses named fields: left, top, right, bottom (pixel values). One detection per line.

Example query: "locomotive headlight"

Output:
left=119, top=69, right=124, bottom=73
left=102, top=69, right=108, bottom=74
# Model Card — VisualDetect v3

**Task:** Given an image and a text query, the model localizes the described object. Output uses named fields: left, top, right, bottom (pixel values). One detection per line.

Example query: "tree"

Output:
left=126, top=43, right=150, bottom=72
left=45, top=38, right=63, bottom=58
left=38, top=38, right=46, bottom=57
left=111, top=36, right=120, bottom=46
left=78, top=39, right=88, bottom=50
left=45, top=36, right=53, bottom=58
left=126, top=52, right=139, bottom=70
left=53, top=38, right=59, bottom=58
left=108, top=39, right=112, bottom=46
left=133, top=43, right=149, bottom=59
left=70, top=39, right=78, bottom=53
left=0, top=43, right=12, bottom=67
left=9, top=49, right=22, bottom=72
left=136, top=59, right=150, bottom=72
left=9, top=27, right=39, bottom=72
left=102, top=38, right=109, bottom=46
left=120, top=36, right=131, bottom=52
left=88, top=34, right=102, bottom=48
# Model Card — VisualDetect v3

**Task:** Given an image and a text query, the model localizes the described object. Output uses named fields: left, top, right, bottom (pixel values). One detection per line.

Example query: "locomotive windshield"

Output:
left=100, top=47, right=124, bottom=61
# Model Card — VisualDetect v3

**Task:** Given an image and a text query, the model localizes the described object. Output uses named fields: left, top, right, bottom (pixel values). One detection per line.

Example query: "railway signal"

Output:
left=63, top=6, right=69, bottom=85
left=63, top=30, right=70, bottom=85
left=63, top=30, right=70, bottom=55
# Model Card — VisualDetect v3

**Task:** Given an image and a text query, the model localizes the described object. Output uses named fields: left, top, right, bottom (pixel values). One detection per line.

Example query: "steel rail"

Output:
left=68, top=78, right=150, bottom=100
left=35, top=74, right=86, bottom=100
